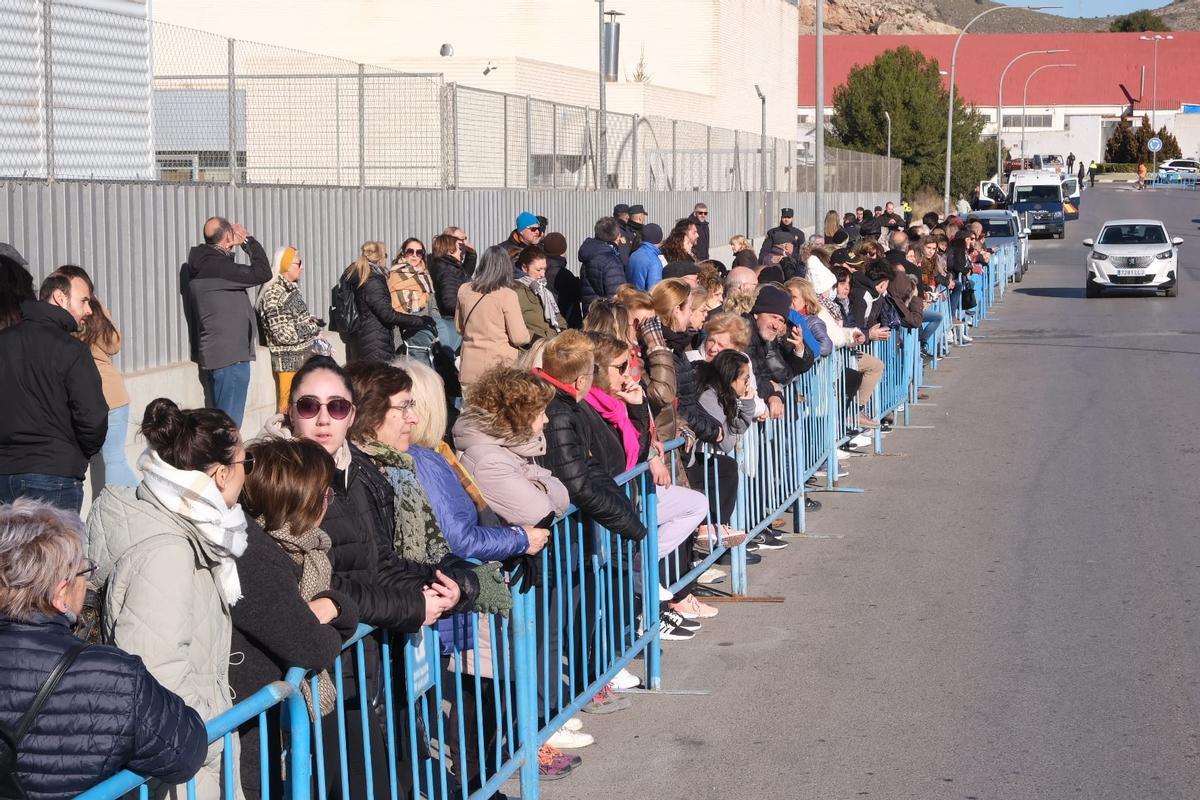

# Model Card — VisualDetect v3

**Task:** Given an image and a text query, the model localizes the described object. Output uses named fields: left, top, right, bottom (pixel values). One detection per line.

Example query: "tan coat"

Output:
left=454, top=284, right=531, bottom=386
left=90, top=327, right=130, bottom=410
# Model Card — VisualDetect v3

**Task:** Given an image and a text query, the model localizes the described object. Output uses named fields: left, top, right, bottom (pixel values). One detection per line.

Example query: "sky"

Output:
left=995, top=0, right=1170, bottom=17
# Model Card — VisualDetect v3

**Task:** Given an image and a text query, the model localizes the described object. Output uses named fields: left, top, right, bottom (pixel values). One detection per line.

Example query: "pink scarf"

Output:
left=584, top=386, right=638, bottom=471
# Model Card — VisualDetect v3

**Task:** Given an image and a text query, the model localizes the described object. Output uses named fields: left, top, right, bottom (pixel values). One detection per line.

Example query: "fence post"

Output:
left=503, top=97, right=510, bottom=189
left=452, top=84, right=460, bottom=189
left=705, top=125, right=712, bottom=192
left=671, top=119, right=677, bottom=191
left=42, top=0, right=55, bottom=181
left=551, top=102, right=558, bottom=189
left=357, top=64, right=365, bottom=189
left=631, top=114, right=639, bottom=191
left=525, top=95, right=532, bottom=188
left=227, top=37, right=237, bottom=185
left=513, top=591, right=540, bottom=798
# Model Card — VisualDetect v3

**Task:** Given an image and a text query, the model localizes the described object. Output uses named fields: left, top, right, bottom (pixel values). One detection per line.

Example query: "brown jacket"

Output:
left=90, top=323, right=129, bottom=410
left=887, top=269, right=925, bottom=330
left=455, top=284, right=531, bottom=386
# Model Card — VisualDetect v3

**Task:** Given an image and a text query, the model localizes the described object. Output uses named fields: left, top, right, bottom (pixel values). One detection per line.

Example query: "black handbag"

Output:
left=0, top=642, right=90, bottom=800
left=961, top=278, right=977, bottom=311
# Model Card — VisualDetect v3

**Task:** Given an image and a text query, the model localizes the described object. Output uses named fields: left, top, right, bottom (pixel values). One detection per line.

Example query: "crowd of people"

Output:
left=0, top=196, right=1003, bottom=799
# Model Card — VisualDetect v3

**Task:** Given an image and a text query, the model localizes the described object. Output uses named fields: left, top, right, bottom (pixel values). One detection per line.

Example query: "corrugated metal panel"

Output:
left=0, top=180, right=894, bottom=373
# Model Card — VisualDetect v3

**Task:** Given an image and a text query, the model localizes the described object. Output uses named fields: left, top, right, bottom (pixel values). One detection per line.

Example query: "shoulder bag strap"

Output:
left=13, top=642, right=89, bottom=745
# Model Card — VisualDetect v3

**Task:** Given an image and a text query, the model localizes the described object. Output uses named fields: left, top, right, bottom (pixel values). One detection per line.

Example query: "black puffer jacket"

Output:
left=0, top=302, right=107, bottom=480
left=578, top=238, right=626, bottom=309
left=0, top=614, right=207, bottom=800
left=347, top=268, right=434, bottom=363
left=744, top=318, right=812, bottom=402
left=535, top=382, right=646, bottom=541
left=428, top=255, right=468, bottom=319
left=664, top=330, right=722, bottom=445
left=546, top=255, right=583, bottom=329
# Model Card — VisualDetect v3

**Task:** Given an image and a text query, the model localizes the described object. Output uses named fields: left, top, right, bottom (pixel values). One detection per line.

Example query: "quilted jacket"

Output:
left=535, top=383, right=646, bottom=541
left=0, top=613, right=207, bottom=800
left=578, top=238, right=627, bottom=308
left=86, top=484, right=237, bottom=800
left=665, top=330, right=722, bottom=445
left=429, top=254, right=468, bottom=319
left=346, top=266, right=433, bottom=363
left=255, top=277, right=320, bottom=372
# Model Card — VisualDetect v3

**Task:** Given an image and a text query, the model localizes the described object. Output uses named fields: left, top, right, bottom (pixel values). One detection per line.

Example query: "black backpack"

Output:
left=0, top=642, right=90, bottom=800
left=328, top=275, right=361, bottom=335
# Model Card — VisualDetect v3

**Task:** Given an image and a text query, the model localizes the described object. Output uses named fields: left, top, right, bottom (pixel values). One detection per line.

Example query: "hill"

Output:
left=798, top=0, right=1198, bottom=35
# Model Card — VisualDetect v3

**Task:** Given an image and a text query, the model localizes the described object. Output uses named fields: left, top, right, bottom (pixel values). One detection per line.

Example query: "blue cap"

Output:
left=516, top=211, right=539, bottom=231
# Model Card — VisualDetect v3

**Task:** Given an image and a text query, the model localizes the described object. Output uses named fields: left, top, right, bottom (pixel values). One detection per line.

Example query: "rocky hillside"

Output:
left=798, top=0, right=1198, bottom=35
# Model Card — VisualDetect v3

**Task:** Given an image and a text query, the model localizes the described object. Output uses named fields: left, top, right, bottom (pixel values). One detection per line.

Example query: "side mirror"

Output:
left=1172, top=237, right=1184, bottom=246
left=1081, top=238, right=1094, bottom=247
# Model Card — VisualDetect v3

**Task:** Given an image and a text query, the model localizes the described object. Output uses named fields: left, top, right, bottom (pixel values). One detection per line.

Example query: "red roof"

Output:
left=798, top=32, right=1200, bottom=110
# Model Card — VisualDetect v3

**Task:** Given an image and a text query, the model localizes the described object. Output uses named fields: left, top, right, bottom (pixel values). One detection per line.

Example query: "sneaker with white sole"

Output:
left=659, top=617, right=695, bottom=641
left=658, top=584, right=673, bottom=602
left=562, top=716, right=584, bottom=732
left=850, top=432, right=872, bottom=448
left=698, top=566, right=727, bottom=584
left=670, top=594, right=719, bottom=619
left=814, top=465, right=849, bottom=479
left=547, top=726, right=594, bottom=749
left=609, top=667, right=641, bottom=691
left=662, top=609, right=700, bottom=631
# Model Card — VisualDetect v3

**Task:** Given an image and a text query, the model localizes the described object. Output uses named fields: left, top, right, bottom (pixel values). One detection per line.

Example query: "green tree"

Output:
left=1132, top=113, right=1156, bottom=159
left=829, top=46, right=991, bottom=198
left=1104, top=116, right=1137, bottom=162
left=1109, top=9, right=1170, bottom=32
left=1155, top=126, right=1183, bottom=160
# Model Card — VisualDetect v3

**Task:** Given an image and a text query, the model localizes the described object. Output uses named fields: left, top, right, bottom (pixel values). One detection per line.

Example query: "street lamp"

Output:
left=814, top=0, right=825, bottom=232
left=755, top=84, right=767, bottom=190
left=942, top=5, right=1061, bottom=215
left=883, top=110, right=891, bottom=161
left=1139, top=33, right=1173, bottom=170
left=595, top=1, right=623, bottom=188
left=996, top=49, right=1068, bottom=180
left=1021, top=63, right=1075, bottom=159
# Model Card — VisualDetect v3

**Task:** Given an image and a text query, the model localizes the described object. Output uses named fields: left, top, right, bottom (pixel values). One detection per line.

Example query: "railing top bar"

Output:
left=154, top=71, right=441, bottom=81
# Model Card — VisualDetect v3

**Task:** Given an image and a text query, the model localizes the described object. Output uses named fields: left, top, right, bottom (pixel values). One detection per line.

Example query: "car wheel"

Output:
left=1014, top=268, right=1023, bottom=283
left=1165, top=284, right=1178, bottom=298
left=1086, top=281, right=1101, bottom=298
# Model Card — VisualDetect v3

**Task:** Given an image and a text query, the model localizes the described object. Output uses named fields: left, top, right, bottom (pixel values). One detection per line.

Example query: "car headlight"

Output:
left=1156, top=250, right=1174, bottom=260
left=1091, top=251, right=1108, bottom=261
left=1053, top=211, right=1064, bottom=218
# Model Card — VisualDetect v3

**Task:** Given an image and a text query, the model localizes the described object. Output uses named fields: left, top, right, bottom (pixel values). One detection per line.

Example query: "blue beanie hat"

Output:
left=515, top=211, right=539, bottom=231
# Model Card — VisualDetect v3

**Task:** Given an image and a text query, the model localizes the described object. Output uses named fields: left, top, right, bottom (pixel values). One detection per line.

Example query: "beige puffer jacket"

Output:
left=87, top=485, right=237, bottom=800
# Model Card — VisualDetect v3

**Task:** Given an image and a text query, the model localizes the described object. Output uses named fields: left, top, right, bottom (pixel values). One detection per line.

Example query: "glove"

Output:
left=420, top=315, right=439, bottom=335
left=468, top=562, right=513, bottom=616
left=502, top=553, right=544, bottom=593
left=637, top=315, right=669, bottom=354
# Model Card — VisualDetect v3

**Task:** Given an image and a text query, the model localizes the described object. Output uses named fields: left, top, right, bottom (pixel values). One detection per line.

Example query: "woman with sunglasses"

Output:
left=230, top=437, right=360, bottom=800
left=88, top=398, right=251, bottom=800
left=343, top=241, right=437, bottom=364
left=256, top=246, right=324, bottom=412
left=264, top=356, right=470, bottom=800
left=455, top=245, right=531, bottom=389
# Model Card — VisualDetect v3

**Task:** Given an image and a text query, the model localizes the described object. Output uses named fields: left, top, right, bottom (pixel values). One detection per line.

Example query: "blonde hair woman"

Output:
left=343, top=241, right=436, bottom=363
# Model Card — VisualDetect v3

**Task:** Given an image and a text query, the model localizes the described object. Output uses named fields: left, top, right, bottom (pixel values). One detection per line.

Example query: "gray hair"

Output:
left=594, top=217, right=621, bottom=244
left=0, top=498, right=85, bottom=620
left=470, top=245, right=516, bottom=294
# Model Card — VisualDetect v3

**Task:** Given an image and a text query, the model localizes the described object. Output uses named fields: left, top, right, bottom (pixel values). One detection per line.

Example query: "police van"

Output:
left=976, top=170, right=1073, bottom=239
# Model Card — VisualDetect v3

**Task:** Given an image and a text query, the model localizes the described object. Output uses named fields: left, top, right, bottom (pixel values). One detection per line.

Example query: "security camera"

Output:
left=439, top=43, right=454, bottom=57
left=483, top=61, right=498, bottom=76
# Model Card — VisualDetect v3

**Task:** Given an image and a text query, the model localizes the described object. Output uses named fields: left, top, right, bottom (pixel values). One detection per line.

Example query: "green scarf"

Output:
left=360, top=440, right=450, bottom=565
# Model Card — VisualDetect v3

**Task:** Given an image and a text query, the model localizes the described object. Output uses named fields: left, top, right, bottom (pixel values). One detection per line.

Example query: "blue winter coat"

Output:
left=627, top=242, right=664, bottom=291
left=0, top=613, right=207, bottom=800
left=578, top=237, right=627, bottom=308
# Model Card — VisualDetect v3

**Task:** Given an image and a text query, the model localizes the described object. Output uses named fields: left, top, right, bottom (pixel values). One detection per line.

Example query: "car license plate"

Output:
left=1115, top=269, right=1143, bottom=277
left=1031, top=224, right=1045, bottom=230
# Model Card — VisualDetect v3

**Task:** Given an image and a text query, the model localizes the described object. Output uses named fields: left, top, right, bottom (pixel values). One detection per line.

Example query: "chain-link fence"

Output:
left=1, top=0, right=899, bottom=195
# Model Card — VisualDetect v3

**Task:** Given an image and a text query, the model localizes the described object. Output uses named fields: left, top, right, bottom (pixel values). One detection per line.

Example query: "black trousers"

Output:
left=686, top=451, right=739, bottom=526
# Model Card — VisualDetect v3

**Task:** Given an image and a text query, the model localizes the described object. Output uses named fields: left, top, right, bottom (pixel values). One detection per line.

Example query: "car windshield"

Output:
left=1098, top=225, right=1167, bottom=245
left=1013, top=184, right=1062, bottom=203
left=982, top=219, right=1015, bottom=237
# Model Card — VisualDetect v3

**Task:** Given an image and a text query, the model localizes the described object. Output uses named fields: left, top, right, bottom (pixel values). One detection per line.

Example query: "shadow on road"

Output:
left=1014, top=287, right=1084, bottom=298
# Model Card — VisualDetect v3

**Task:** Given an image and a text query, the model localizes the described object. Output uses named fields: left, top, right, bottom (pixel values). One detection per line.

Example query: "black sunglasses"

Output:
left=294, top=395, right=355, bottom=420
left=404, top=248, right=425, bottom=256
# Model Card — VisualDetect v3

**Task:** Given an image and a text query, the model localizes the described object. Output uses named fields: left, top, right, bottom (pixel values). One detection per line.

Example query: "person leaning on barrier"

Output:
left=532, top=331, right=647, bottom=542
left=744, top=284, right=814, bottom=420
left=0, top=499, right=208, bottom=800
left=88, top=399, right=250, bottom=800
left=231, top=437, right=360, bottom=800
left=651, top=280, right=723, bottom=447
left=0, top=268, right=107, bottom=513
left=184, top=216, right=272, bottom=427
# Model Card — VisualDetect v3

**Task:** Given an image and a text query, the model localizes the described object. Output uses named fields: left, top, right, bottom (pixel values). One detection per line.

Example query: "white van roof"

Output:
left=1009, top=170, right=1062, bottom=185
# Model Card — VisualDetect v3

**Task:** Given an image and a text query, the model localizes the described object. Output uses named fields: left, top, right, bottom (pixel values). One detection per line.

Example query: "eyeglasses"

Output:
left=294, top=395, right=355, bottom=420
left=390, top=399, right=418, bottom=414
left=526, top=226, right=543, bottom=234
left=231, top=454, right=255, bottom=475
left=607, top=360, right=630, bottom=373
left=453, top=236, right=468, bottom=243
left=404, top=248, right=425, bottom=256
left=75, top=558, right=98, bottom=579
left=695, top=211, right=708, bottom=217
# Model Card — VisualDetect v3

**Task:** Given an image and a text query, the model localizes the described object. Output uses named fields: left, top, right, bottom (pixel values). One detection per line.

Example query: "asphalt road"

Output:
left=540, top=185, right=1200, bottom=800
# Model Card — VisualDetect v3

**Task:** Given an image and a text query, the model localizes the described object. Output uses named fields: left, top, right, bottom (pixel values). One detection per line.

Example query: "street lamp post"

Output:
left=996, top=49, right=1068, bottom=180
left=1021, top=63, right=1075, bottom=159
left=1140, top=33, right=1173, bottom=171
left=942, top=5, right=1060, bottom=215
left=814, top=0, right=824, bottom=232
left=883, top=111, right=891, bottom=161
left=755, top=85, right=767, bottom=191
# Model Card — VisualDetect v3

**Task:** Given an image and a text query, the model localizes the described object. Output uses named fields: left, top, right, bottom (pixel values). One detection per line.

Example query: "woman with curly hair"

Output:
left=660, top=218, right=698, bottom=263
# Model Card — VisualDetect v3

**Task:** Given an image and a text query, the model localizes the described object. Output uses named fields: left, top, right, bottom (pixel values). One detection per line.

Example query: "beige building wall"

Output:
left=150, top=0, right=799, bottom=140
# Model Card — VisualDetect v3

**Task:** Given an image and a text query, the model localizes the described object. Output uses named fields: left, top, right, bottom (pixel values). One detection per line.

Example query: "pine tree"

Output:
left=1131, top=114, right=1155, bottom=161
left=1104, top=116, right=1136, bottom=163
left=1155, top=126, right=1183, bottom=160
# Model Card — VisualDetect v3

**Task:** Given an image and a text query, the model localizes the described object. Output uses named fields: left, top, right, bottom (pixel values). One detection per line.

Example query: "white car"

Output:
left=1083, top=219, right=1183, bottom=298
left=1159, top=159, right=1199, bottom=175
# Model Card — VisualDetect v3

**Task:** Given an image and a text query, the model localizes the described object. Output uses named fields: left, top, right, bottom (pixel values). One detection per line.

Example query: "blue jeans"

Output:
left=0, top=473, right=84, bottom=513
left=93, top=404, right=139, bottom=492
left=949, top=281, right=964, bottom=320
left=204, top=361, right=252, bottom=427
left=434, top=315, right=461, bottom=351
left=920, top=308, right=944, bottom=350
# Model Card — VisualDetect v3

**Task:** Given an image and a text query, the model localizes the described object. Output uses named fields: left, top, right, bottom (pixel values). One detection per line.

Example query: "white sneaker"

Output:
left=562, top=716, right=584, bottom=732
left=547, top=726, right=594, bottom=749
left=609, top=667, right=641, bottom=691
left=814, top=466, right=849, bottom=479
left=698, top=566, right=727, bottom=584
left=658, top=584, right=673, bottom=602
left=850, top=433, right=872, bottom=448
left=961, top=333, right=974, bottom=343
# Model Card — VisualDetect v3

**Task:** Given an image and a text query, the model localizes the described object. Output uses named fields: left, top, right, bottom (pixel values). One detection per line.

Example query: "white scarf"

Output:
left=517, top=274, right=563, bottom=330
left=137, top=449, right=248, bottom=606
